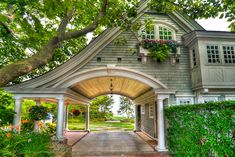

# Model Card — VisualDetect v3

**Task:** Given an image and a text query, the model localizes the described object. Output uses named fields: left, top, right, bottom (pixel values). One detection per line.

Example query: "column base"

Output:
left=155, top=146, right=168, bottom=152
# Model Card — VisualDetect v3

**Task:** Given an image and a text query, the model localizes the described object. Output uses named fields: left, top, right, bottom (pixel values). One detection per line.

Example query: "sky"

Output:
left=196, top=18, right=230, bottom=31
left=111, top=18, right=231, bottom=116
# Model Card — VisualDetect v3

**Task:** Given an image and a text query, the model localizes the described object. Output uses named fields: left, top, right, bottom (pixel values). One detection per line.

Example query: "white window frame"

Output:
left=225, top=95, right=235, bottom=101
left=222, top=45, right=235, bottom=64
left=139, top=23, right=176, bottom=41
left=206, top=44, right=221, bottom=64
left=176, top=95, right=194, bottom=105
left=155, top=24, right=176, bottom=41
left=201, top=96, right=219, bottom=103
left=141, top=105, right=145, bottom=115
left=149, top=103, right=154, bottom=119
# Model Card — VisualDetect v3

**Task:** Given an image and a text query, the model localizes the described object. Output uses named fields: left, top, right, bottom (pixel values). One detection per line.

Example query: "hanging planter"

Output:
left=140, top=39, right=178, bottom=62
left=72, top=109, right=81, bottom=116
left=28, top=106, right=48, bottom=121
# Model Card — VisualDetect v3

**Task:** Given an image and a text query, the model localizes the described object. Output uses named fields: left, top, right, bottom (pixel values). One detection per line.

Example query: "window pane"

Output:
left=223, top=46, right=235, bottom=64
left=159, top=26, right=173, bottom=40
left=207, top=45, right=220, bottom=63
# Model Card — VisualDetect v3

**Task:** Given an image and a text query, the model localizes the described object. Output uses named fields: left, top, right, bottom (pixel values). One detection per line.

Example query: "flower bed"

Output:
left=140, top=39, right=178, bottom=62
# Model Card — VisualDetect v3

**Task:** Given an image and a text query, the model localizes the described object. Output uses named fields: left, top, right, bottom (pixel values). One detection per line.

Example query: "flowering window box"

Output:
left=139, top=39, right=180, bottom=63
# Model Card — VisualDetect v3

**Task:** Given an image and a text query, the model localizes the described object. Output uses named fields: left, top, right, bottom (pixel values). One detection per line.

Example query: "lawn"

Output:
left=68, top=118, right=134, bottom=132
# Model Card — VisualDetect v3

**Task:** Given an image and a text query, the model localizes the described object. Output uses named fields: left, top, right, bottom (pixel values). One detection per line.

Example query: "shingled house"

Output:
left=5, top=0, right=235, bottom=152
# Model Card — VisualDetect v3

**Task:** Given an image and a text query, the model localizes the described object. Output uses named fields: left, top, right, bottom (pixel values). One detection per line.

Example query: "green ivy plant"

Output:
left=28, top=106, right=48, bottom=121
left=165, top=101, right=235, bottom=157
left=140, top=39, right=178, bottom=62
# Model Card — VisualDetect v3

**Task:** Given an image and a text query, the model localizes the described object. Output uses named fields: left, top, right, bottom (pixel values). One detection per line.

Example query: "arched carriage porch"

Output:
left=5, top=67, right=174, bottom=152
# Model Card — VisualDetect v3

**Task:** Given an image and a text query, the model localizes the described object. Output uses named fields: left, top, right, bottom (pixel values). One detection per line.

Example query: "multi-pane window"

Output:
left=223, top=46, right=235, bottom=64
left=207, top=45, right=220, bottom=63
left=141, top=26, right=154, bottom=39
left=141, top=25, right=175, bottom=40
left=149, top=104, right=154, bottom=118
left=192, top=48, right=197, bottom=66
left=159, top=26, right=173, bottom=40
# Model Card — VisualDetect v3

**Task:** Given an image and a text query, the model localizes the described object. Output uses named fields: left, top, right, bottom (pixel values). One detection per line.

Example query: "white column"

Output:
left=85, top=105, right=90, bottom=132
left=34, top=99, right=41, bottom=132
left=64, top=105, right=69, bottom=131
left=13, top=97, right=22, bottom=132
left=134, top=105, right=139, bottom=131
left=56, top=98, right=64, bottom=141
left=156, top=95, right=168, bottom=152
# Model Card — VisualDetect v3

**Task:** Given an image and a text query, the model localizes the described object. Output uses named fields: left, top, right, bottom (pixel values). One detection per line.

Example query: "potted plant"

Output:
left=140, top=39, right=178, bottom=62
left=28, top=105, right=48, bottom=132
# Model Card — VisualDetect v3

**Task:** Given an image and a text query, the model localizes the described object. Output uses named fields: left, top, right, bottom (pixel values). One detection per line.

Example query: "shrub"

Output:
left=0, top=105, right=15, bottom=126
left=165, top=101, right=235, bottom=157
left=0, top=130, right=53, bottom=157
left=41, top=123, right=56, bottom=135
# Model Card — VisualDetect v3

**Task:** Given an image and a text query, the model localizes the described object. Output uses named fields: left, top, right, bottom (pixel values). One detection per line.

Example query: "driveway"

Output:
left=72, top=132, right=156, bottom=156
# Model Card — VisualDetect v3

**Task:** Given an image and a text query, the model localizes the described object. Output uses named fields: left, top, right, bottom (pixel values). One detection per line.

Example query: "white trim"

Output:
left=141, top=105, right=145, bottom=115
left=54, top=67, right=168, bottom=89
left=225, top=95, right=235, bottom=101
left=149, top=103, right=154, bottom=119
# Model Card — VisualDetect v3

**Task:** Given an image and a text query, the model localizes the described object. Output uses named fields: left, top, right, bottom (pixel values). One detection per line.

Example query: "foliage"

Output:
left=28, top=105, right=48, bottom=121
left=117, top=96, right=134, bottom=118
left=165, top=101, right=235, bottom=157
left=149, top=0, right=235, bottom=32
left=41, top=123, right=56, bottom=135
left=0, top=0, right=138, bottom=85
left=0, top=89, right=14, bottom=107
left=140, top=39, right=178, bottom=62
left=90, top=96, right=114, bottom=120
left=0, top=130, right=53, bottom=157
left=0, top=105, right=15, bottom=126
left=0, top=0, right=234, bottom=86
left=21, top=119, right=34, bottom=132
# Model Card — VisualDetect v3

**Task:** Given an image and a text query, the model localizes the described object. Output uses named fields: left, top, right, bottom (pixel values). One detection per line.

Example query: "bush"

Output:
left=165, top=101, right=235, bottom=157
left=0, top=130, right=53, bottom=157
left=41, top=123, right=56, bottom=135
left=0, top=105, right=15, bottom=126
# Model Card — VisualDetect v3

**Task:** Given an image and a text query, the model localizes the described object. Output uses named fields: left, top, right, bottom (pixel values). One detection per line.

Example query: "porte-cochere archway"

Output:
left=5, top=67, right=174, bottom=152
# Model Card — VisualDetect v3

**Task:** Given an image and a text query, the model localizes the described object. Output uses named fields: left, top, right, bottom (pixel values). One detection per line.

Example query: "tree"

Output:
left=0, top=0, right=234, bottom=86
left=0, top=0, right=138, bottom=86
left=118, top=96, right=134, bottom=118
left=90, top=95, right=114, bottom=120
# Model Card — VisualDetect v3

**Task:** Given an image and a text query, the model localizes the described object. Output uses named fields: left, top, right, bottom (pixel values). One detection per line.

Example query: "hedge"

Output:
left=165, top=101, right=235, bottom=157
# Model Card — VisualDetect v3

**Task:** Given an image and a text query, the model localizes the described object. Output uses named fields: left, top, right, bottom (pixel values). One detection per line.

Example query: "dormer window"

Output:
left=140, top=24, right=176, bottom=41
left=141, top=26, right=154, bottom=39
left=159, top=26, right=173, bottom=40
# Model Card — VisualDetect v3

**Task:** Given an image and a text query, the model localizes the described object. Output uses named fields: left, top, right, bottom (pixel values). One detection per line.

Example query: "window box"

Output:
left=138, top=39, right=180, bottom=63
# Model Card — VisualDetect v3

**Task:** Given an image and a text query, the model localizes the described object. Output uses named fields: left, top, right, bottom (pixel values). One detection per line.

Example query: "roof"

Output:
left=5, top=1, right=205, bottom=90
left=183, top=30, right=235, bottom=46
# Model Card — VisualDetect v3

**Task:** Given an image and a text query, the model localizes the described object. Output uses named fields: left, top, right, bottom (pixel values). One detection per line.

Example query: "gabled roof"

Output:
left=5, top=0, right=204, bottom=90
left=183, top=30, right=235, bottom=47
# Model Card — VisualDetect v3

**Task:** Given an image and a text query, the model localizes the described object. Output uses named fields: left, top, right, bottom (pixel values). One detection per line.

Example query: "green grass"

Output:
left=68, top=121, right=134, bottom=132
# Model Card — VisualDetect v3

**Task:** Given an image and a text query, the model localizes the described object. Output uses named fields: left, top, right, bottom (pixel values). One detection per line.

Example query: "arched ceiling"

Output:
left=71, top=76, right=152, bottom=100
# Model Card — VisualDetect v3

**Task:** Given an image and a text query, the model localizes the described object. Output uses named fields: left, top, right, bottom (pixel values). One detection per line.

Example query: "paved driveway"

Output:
left=72, top=132, right=156, bottom=156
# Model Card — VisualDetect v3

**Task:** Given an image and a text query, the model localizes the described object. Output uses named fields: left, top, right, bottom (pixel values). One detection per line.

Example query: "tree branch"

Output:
left=62, top=0, right=108, bottom=41
left=0, top=36, right=60, bottom=87
left=0, top=0, right=109, bottom=87
left=0, top=20, right=13, bottom=35
left=57, top=9, right=74, bottom=39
